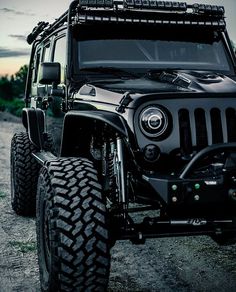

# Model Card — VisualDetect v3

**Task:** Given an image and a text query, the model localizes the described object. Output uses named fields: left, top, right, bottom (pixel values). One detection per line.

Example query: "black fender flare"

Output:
left=22, top=108, right=45, bottom=149
left=60, top=110, right=130, bottom=156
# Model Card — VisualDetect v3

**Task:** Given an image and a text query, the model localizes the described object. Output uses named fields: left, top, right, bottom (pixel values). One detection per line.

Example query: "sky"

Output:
left=0, top=0, right=235, bottom=76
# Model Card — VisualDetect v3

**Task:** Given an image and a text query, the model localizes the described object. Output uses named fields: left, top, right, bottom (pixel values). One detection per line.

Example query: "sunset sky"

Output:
left=0, top=0, right=236, bottom=76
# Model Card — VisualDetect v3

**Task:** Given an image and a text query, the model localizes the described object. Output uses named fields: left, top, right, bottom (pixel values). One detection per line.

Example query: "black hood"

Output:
left=175, top=71, right=236, bottom=93
left=76, top=71, right=236, bottom=109
left=88, top=70, right=236, bottom=94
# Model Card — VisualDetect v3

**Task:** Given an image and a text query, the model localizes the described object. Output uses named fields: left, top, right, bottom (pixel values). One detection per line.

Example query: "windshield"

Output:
left=73, top=24, right=233, bottom=76
left=78, top=40, right=230, bottom=71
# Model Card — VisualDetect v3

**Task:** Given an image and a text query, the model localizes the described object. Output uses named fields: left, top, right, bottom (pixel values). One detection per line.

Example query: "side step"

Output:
left=32, top=151, right=57, bottom=165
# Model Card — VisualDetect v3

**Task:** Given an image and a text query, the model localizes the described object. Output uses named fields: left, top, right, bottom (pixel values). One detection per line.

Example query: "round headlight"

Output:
left=139, top=106, right=169, bottom=138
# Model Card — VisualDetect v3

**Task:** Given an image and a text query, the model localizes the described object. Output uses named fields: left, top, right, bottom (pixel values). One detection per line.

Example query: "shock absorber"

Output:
left=102, top=135, right=128, bottom=217
left=108, top=140, right=118, bottom=201
left=116, top=136, right=127, bottom=206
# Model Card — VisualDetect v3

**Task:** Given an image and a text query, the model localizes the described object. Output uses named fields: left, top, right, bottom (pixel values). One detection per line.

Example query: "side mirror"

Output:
left=38, top=62, right=61, bottom=85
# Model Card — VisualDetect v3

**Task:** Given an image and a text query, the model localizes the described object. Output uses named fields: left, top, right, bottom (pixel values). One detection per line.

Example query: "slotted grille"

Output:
left=178, top=109, right=192, bottom=155
left=178, top=107, right=236, bottom=154
left=211, top=108, right=224, bottom=144
left=226, top=108, right=236, bottom=142
left=194, top=108, right=208, bottom=149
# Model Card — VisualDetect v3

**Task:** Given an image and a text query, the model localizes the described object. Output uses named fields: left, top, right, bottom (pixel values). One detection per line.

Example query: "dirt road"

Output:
left=1, top=115, right=236, bottom=291
left=0, top=118, right=39, bottom=291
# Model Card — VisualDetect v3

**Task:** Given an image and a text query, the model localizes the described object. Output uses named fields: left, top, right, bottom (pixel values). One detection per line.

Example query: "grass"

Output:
left=0, top=191, right=6, bottom=199
left=9, top=240, right=37, bottom=253
left=0, top=97, right=24, bottom=117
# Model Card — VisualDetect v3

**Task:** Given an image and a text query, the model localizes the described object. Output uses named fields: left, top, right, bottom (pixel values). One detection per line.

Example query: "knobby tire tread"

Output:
left=37, top=157, right=110, bottom=292
left=11, top=132, right=40, bottom=216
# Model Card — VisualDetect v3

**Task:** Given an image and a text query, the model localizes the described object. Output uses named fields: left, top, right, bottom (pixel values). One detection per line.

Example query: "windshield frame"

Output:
left=71, top=23, right=235, bottom=79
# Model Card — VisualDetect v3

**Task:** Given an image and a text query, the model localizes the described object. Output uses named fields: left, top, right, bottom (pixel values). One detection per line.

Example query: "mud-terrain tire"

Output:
left=36, top=157, right=110, bottom=291
left=11, top=132, right=41, bottom=216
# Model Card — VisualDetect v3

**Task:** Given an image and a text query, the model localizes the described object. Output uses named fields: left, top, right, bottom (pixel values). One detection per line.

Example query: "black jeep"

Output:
left=10, top=0, right=236, bottom=290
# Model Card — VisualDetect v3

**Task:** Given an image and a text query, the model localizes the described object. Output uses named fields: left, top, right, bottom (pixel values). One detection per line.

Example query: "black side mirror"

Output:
left=38, top=62, right=61, bottom=85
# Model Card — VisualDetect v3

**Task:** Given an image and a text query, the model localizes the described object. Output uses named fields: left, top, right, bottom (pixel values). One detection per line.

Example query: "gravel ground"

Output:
left=0, top=114, right=39, bottom=291
left=1, top=112, right=236, bottom=291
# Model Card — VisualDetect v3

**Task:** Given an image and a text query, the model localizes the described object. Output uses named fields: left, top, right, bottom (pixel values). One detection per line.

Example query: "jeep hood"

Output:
left=90, top=71, right=236, bottom=93
left=76, top=70, right=236, bottom=107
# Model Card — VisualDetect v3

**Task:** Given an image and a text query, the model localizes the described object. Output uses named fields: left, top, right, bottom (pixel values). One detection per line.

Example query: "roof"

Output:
left=27, top=0, right=226, bottom=45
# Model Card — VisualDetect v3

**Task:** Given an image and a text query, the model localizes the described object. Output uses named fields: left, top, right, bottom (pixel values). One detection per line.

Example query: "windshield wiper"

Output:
left=80, top=66, right=139, bottom=79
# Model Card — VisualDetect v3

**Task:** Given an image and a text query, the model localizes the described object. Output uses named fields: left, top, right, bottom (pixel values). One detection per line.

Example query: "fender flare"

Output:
left=22, top=108, right=45, bottom=149
left=60, top=110, right=130, bottom=156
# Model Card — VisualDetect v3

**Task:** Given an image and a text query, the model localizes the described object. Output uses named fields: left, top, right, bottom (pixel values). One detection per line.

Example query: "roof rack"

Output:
left=26, top=10, right=70, bottom=45
left=26, top=0, right=226, bottom=45
left=76, top=1, right=226, bottom=30
left=27, top=22, right=49, bottom=44
left=78, top=0, right=225, bottom=17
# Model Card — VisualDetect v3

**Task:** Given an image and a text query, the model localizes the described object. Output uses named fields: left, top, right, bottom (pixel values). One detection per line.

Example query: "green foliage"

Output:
left=0, top=191, right=6, bottom=199
left=9, top=240, right=37, bottom=253
left=0, top=65, right=28, bottom=116
left=0, top=98, right=24, bottom=117
left=0, top=76, right=14, bottom=100
left=12, top=65, right=28, bottom=98
left=0, top=65, right=28, bottom=101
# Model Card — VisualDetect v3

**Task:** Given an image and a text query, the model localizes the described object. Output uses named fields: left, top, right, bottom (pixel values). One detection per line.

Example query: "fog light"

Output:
left=143, top=144, right=160, bottom=162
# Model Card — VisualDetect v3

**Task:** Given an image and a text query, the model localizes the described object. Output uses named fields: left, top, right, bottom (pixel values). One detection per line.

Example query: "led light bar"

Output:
left=79, top=0, right=114, bottom=7
left=193, top=4, right=224, bottom=16
left=77, top=12, right=226, bottom=30
left=77, top=0, right=226, bottom=32
left=124, top=0, right=187, bottom=11
left=78, top=0, right=225, bottom=19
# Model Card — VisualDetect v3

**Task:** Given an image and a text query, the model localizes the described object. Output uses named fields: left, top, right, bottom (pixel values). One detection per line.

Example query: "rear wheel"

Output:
left=11, top=132, right=40, bottom=216
left=37, top=157, right=110, bottom=291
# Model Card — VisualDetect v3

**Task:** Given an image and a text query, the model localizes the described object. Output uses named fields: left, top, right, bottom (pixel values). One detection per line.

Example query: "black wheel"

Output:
left=37, top=157, right=110, bottom=291
left=11, top=132, right=40, bottom=216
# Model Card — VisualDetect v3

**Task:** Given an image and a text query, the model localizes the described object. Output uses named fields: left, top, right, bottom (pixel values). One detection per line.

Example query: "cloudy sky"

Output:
left=0, top=0, right=236, bottom=76
left=0, top=0, right=71, bottom=75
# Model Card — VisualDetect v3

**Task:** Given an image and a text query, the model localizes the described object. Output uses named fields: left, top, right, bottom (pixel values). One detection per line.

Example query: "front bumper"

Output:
left=142, top=143, right=236, bottom=217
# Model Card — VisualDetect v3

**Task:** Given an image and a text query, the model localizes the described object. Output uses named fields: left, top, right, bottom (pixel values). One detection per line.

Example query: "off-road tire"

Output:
left=11, top=132, right=41, bottom=216
left=37, top=157, right=110, bottom=291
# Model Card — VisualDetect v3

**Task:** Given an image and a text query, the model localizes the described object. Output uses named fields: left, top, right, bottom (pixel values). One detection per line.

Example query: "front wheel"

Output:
left=37, top=157, right=110, bottom=291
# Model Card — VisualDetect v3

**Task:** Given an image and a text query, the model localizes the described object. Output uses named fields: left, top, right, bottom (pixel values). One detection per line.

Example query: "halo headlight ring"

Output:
left=139, top=106, right=170, bottom=139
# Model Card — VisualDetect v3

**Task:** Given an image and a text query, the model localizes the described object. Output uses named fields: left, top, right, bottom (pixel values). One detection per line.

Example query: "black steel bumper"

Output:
left=142, top=143, right=236, bottom=216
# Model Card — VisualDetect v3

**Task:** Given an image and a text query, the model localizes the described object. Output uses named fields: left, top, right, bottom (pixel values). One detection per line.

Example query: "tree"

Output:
left=12, top=65, right=28, bottom=98
left=0, top=65, right=28, bottom=100
left=0, top=76, right=13, bottom=100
